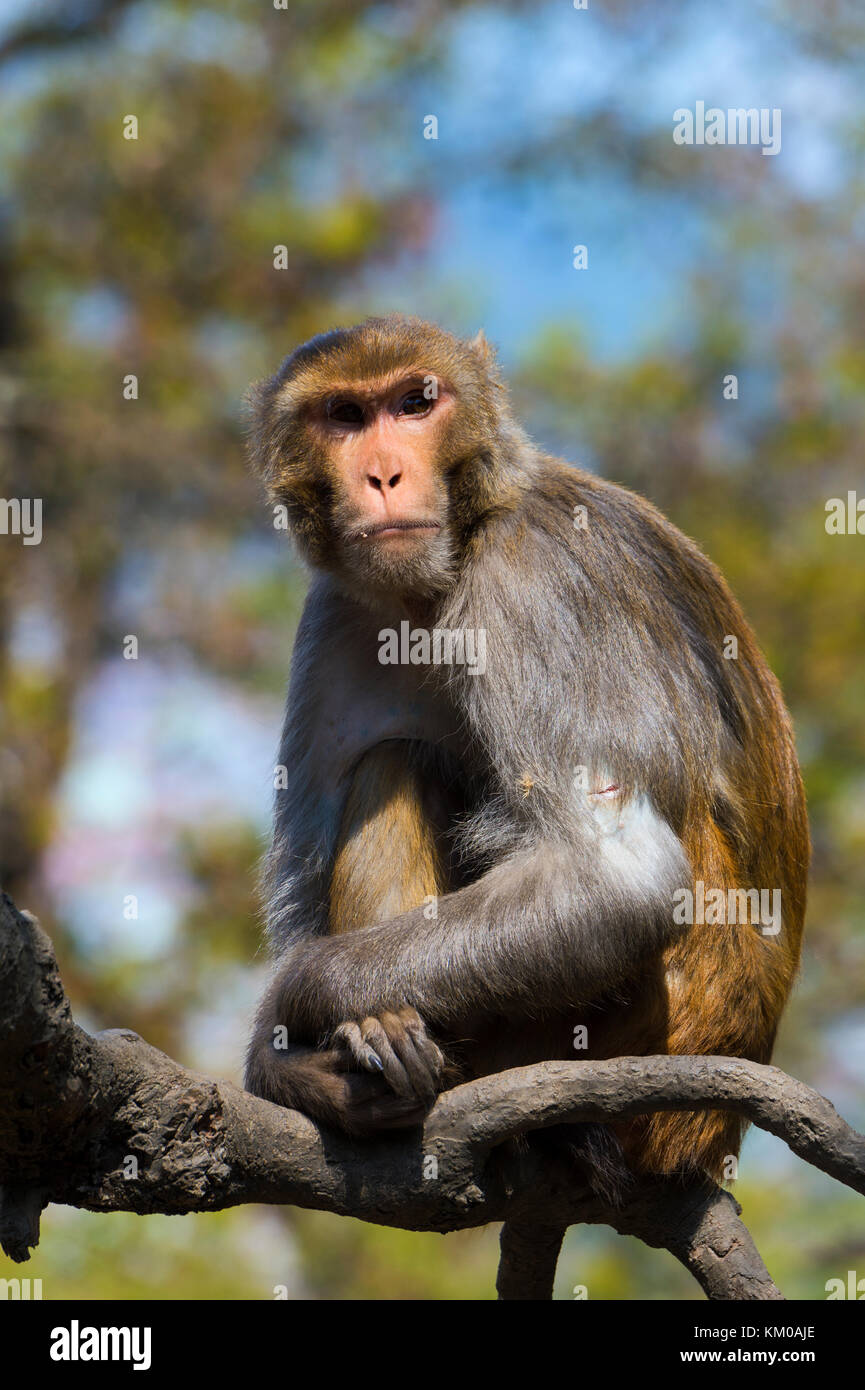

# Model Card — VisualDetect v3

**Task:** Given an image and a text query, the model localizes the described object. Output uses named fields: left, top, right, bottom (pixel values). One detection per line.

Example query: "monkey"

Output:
left=243, top=313, right=809, bottom=1186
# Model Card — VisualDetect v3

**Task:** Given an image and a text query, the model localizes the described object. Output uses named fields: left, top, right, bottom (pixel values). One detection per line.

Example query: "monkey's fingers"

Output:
left=331, top=1020, right=385, bottom=1074
left=398, top=1006, right=445, bottom=1088
left=375, top=1010, right=440, bottom=1106
left=357, top=1015, right=417, bottom=1100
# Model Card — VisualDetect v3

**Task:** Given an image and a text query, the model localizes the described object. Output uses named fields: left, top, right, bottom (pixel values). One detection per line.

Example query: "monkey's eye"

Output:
left=397, top=391, right=431, bottom=417
left=326, top=398, right=365, bottom=426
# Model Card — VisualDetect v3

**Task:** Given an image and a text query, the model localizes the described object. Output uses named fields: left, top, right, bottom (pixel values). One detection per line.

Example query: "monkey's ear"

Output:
left=470, top=329, right=495, bottom=363
left=242, top=380, right=276, bottom=482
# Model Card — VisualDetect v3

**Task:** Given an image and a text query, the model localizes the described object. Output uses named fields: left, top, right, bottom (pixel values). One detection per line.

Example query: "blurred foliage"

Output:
left=0, top=0, right=863, bottom=1299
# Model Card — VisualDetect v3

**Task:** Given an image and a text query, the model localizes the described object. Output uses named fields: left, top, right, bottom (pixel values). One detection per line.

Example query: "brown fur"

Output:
left=244, top=314, right=810, bottom=1185
left=329, top=744, right=451, bottom=934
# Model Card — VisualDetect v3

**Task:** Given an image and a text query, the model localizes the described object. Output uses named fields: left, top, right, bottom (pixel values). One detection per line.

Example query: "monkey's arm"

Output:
left=261, top=793, right=689, bottom=1042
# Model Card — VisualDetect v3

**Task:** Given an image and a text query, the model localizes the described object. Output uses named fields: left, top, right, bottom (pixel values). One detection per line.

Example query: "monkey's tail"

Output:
left=524, top=1120, right=632, bottom=1207
left=566, top=1121, right=633, bottom=1205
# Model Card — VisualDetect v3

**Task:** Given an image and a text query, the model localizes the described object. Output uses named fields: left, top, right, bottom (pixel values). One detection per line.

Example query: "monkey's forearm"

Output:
left=271, top=821, right=689, bottom=1038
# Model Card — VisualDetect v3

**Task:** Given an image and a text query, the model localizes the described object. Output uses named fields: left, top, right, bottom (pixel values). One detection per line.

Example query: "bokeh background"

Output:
left=1, top=0, right=863, bottom=1300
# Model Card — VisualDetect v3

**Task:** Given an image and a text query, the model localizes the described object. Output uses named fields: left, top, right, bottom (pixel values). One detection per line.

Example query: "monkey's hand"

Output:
left=331, top=1006, right=445, bottom=1111
left=245, top=1037, right=435, bottom=1137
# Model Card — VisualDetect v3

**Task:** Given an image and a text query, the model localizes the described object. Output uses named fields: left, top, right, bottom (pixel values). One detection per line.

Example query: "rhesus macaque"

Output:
left=244, top=314, right=808, bottom=1185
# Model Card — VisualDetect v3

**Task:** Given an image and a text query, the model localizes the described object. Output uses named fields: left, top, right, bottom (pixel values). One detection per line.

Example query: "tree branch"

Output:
left=0, top=892, right=861, bottom=1298
left=497, top=1220, right=567, bottom=1299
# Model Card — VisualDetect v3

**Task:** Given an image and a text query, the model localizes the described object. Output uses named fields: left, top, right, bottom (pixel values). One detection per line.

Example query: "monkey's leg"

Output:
left=632, top=818, right=803, bottom=1180
left=328, top=740, right=453, bottom=934
left=246, top=741, right=455, bottom=1132
left=325, top=741, right=465, bottom=1103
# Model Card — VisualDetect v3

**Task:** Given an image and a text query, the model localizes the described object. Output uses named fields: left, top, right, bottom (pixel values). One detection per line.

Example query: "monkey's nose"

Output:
left=367, top=470, right=402, bottom=491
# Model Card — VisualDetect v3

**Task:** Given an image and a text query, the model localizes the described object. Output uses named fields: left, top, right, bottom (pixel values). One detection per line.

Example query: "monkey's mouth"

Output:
left=352, top=520, right=441, bottom=540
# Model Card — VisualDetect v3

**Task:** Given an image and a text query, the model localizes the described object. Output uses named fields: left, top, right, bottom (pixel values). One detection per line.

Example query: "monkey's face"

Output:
left=249, top=316, right=527, bottom=602
left=257, top=371, right=467, bottom=602
left=311, top=375, right=458, bottom=600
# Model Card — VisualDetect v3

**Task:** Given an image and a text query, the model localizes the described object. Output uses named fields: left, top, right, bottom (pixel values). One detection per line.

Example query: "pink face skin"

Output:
left=314, top=375, right=455, bottom=545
